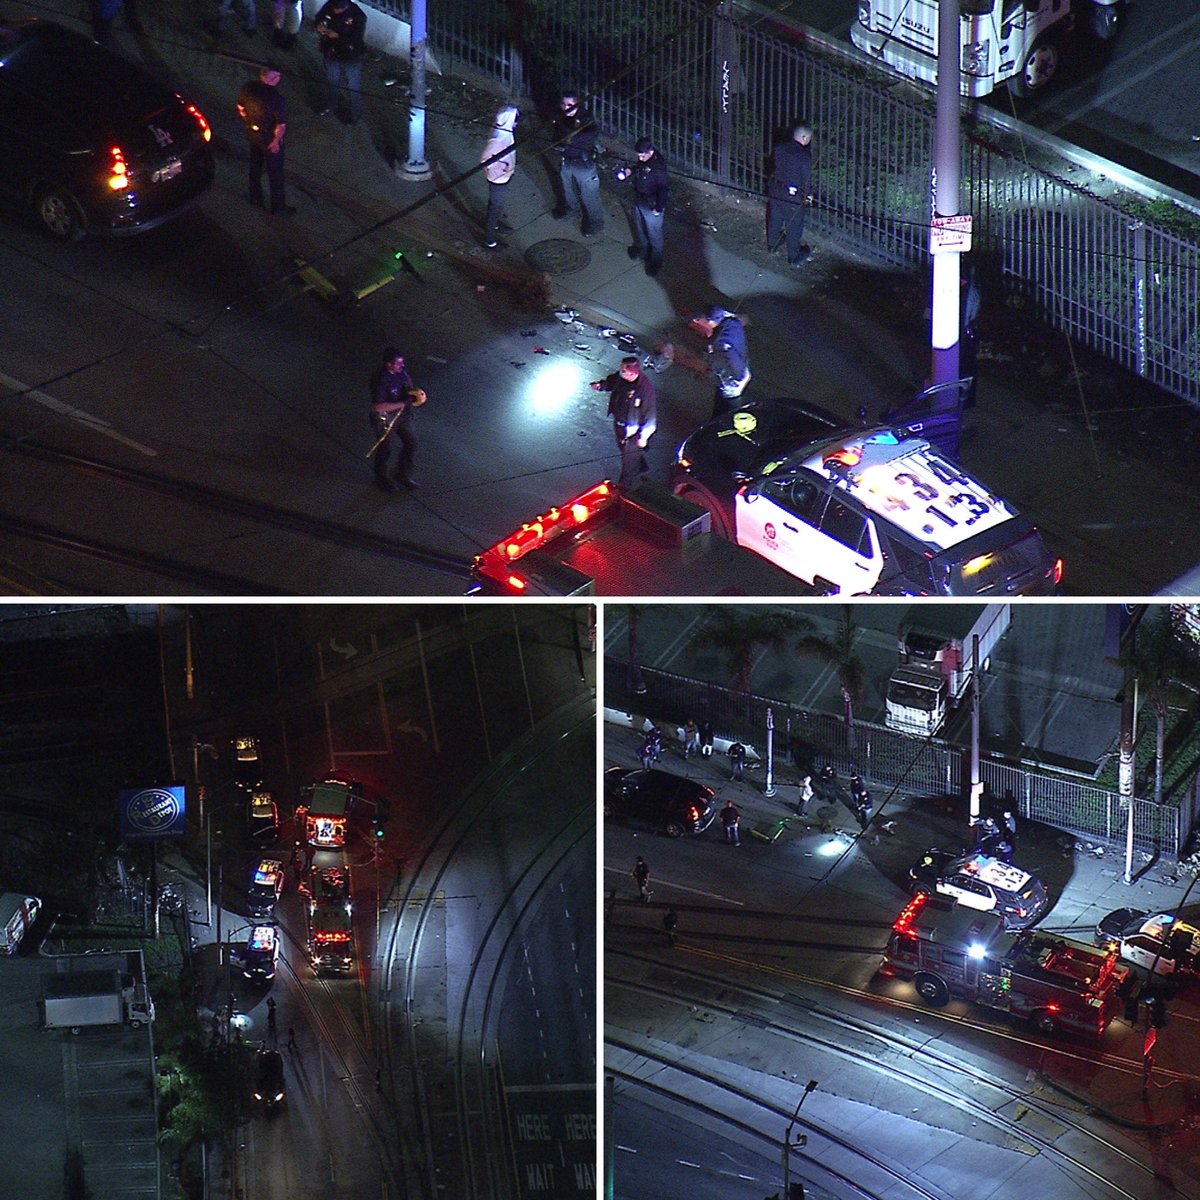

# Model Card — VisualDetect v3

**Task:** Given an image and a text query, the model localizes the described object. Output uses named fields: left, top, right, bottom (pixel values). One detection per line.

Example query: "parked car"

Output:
left=603, top=767, right=718, bottom=837
left=234, top=736, right=262, bottom=790
left=247, top=790, right=279, bottom=841
left=1094, top=908, right=1200, bottom=976
left=908, top=849, right=1050, bottom=930
left=253, top=1048, right=285, bottom=1108
left=0, top=18, right=214, bottom=239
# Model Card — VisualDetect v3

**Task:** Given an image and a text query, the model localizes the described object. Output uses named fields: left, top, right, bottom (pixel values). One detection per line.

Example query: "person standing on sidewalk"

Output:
left=314, top=0, right=367, bottom=123
left=633, top=856, right=651, bottom=903
left=767, top=122, right=814, bottom=266
left=796, top=774, right=814, bottom=817
left=721, top=799, right=742, bottom=846
left=699, top=720, right=714, bottom=758
left=272, top=0, right=303, bottom=47
left=689, top=307, right=751, bottom=419
left=850, top=773, right=872, bottom=831
left=683, top=719, right=700, bottom=759
left=480, top=104, right=520, bottom=250
left=591, top=356, right=657, bottom=491
left=552, top=93, right=604, bottom=237
left=728, top=741, right=746, bottom=781
left=622, top=137, right=669, bottom=276
left=237, top=66, right=293, bottom=216
left=369, top=348, right=424, bottom=493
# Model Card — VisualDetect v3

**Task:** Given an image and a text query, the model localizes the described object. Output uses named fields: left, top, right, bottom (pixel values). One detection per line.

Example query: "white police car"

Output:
left=909, top=850, right=1049, bottom=929
left=243, top=924, right=280, bottom=983
left=673, top=398, right=1062, bottom=595
left=247, top=859, right=285, bottom=918
left=1095, top=909, right=1200, bottom=976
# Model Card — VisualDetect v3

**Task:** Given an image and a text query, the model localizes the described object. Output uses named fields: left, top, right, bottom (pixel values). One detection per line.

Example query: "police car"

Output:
left=247, top=858, right=285, bottom=918
left=242, top=924, right=280, bottom=983
left=908, top=849, right=1049, bottom=929
left=673, top=398, right=1062, bottom=596
left=1094, top=908, right=1200, bottom=976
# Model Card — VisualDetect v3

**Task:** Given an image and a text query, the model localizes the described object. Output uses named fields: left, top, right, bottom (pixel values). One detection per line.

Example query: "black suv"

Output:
left=603, top=767, right=718, bottom=837
left=0, top=18, right=214, bottom=239
left=253, top=1048, right=285, bottom=1108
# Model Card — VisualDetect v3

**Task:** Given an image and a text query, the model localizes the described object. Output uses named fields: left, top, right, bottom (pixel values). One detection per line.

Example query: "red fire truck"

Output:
left=296, top=776, right=359, bottom=848
left=881, top=893, right=1130, bottom=1037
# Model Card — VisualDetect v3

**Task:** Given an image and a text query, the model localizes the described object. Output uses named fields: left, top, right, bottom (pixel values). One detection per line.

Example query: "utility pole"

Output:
left=782, top=1079, right=817, bottom=1200
left=399, top=0, right=432, bottom=181
left=764, top=707, right=776, bottom=797
left=968, top=633, right=981, bottom=832
left=930, top=0, right=966, bottom=390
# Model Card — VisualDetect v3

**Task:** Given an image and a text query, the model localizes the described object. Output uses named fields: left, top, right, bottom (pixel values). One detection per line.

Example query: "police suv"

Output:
left=909, top=849, right=1050, bottom=930
left=673, top=399, right=1061, bottom=596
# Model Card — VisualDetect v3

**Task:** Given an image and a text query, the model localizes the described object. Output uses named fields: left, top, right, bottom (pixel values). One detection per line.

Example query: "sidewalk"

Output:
left=605, top=718, right=1200, bottom=1135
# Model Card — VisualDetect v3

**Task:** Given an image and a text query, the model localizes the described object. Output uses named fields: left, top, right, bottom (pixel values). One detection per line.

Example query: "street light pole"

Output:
left=782, top=1079, right=818, bottom=1200
left=399, top=0, right=432, bottom=181
left=764, top=707, right=776, bottom=797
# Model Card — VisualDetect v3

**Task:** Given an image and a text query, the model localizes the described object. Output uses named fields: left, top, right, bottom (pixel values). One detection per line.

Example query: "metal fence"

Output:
left=606, top=656, right=1188, bottom=857
left=379, top=0, right=1200, bottom=407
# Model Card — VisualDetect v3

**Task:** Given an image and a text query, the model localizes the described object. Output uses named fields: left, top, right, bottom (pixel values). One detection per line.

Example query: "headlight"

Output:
left=962, top=39, right=990, bottom=76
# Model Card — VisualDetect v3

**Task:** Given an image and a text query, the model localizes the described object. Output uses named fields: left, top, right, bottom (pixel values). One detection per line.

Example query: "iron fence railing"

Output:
left=606, top=656, right=1187, bottom=857
left=376, top=0, right=1200, bottom=407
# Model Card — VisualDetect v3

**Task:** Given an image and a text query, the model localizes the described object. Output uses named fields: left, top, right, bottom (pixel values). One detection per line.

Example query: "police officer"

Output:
left=728, top=741, right=747, bottom=781
left=591, top=356, right=657, bottom=490
left=236, top=65, right=293, bottom=215
left=850, top=772, right=872, bottom=831
left=767, top=122, right=814, bottom=266
left=369, top=348, right=423, bottom=493
left=552, top=93, right=604, bottom=236
left=689, top=307, right=751, bottom=419
left=622, top=136, right=669, bottom=276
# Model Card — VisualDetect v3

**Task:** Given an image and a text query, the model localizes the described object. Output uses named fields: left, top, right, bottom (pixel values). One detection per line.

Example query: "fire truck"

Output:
left=850, top=0, right=1123, bottom=98
left=296, top=776, right=360, bottom=848
left=881, top=892, right=1130, bottom=1036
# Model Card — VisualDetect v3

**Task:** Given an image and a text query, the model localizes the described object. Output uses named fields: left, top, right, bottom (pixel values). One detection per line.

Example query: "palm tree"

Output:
left=794, top=606, right=867, bottom=753
left=689, top=607, right=815, bottom=694
left=1121, top=607, right=1200, bottom=805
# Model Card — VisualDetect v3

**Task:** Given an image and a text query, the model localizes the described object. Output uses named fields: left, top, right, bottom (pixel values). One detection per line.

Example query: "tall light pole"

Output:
left=782, top=1079, right=817, bottom=1200
left=764, top=707, right=776, bottom=797
left=399, top=0, right=432, bottom=181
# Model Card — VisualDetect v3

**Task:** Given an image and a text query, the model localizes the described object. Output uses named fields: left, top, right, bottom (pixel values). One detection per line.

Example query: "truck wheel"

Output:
left=1010, top=36, right=1060, bottom=97
left=128, top=1018, right=144, bottom=1029
left=913, top=972, right=950, bottom=1007
left=70, top=1026, right=81, bottom=1036
left=1031, top=1010, right=1057, bottom=1034
left=674, top=484, right=731, bottom=539
left=1090, top=2, right=1121, bottom=40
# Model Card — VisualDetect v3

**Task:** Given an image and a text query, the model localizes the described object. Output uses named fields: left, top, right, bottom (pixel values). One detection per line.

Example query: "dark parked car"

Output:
left=603, top=767, right=718, bottom=837
left=253, top=1048, right=285, bottom=1108
left=907, top=848, right=1050, bottom=930
left=0, top=18, right=215, bottom=239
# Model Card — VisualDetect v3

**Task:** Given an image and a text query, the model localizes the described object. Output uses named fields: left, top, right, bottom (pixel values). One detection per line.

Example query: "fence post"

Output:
left=714, top=2, right=736, bottom=191
left=1132, top=220, right=1147, bottom=379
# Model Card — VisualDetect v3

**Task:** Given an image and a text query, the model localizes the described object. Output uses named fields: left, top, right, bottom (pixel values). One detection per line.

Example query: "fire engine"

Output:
left=851, top=0, right=1123, bottom=99
left=297, top=776, right=359, bottom=848
left=881, top=892, right=1130, bottom=1036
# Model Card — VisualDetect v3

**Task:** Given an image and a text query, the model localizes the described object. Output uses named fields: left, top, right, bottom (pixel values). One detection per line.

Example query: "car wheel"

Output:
left=674, top=484, right=731, bottom=540
left=913, top=971, right=950, bottom=1007
left=1010, top=36, right=1059, bottom=97
left=1030, top=1009, right=1057, bottom=1035
left=35, top=185, right=86, bottom=241
left=663, top=819, right=685, bottom=838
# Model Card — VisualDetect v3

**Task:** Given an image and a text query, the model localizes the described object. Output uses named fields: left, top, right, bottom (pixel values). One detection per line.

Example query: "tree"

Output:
left=1121, top=607, right=1200, bottom=805
left=794, top=606, right=867, bottom=753
left=689, top=607, right=814, bottom=694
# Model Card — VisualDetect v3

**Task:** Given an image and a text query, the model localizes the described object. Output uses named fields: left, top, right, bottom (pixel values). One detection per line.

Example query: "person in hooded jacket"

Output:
left=623, top=137, right=669, bottom=276
left=689, top=307, right=751, bottom=418
left=480, top=105, right=519, bottom=249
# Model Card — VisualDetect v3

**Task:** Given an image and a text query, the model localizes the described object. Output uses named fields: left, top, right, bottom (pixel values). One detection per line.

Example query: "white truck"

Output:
left=42, top=970, right=156, bottom=1033
left=850, top=0, right=1123, bottom=98
left=885, top=603, right=1010, bottom=735
left=0, top=893, right=40, bottom=956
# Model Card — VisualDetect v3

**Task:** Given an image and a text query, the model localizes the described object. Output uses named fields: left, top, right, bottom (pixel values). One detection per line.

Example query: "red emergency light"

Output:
left=314, top=931, right=351, bottom=944
left=893, top=892, right=929, bottom=933
left=474, top=481, right=619, bottom=592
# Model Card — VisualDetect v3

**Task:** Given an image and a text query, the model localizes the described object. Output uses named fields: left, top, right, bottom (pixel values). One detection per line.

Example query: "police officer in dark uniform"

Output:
left=590, top=356, right=657, bottom=490
left=623, top=136, right=669, bottom=276
left=689, top=307, right=751, bottom=418
left=767, top=122, right=814, bottom=266
left=369, top=348, right=423, bottom=493
left=236, top=65, right=293, bottom=215
left=552, top=93, right=604, bottom=236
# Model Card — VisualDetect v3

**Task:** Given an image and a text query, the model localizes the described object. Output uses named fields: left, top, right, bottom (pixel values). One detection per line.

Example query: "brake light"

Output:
left=893, top=892, right=928, bottom=933
left=185, top=101, right=213, bottom=143
left=505, top=573, right=528, bottom=592
left=1052, top=557, right=1064, bottom=586
left=107, top=146, right=129, bottom=191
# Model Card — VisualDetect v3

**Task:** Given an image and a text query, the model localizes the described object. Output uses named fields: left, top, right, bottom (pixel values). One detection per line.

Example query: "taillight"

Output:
left=505, top=573, right=528, bottom=592
left=1052, top=557, right=1064, bottom=586
left=107, top=146, right=129, bottom=191
left=185, top=100, right=213, bottom=143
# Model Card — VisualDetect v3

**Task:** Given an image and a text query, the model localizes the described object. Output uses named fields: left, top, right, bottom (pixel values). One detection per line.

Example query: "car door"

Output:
left=940, top=874, right=992, bottom=913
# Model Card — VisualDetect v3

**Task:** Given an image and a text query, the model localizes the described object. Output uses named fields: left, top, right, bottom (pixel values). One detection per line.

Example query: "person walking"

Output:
left=796, top=774, right=814, bottom=817
left=237, top=65, right=293, bottom=216
left=590, top=356, right=657, bottom=490
left=818, top=763, right=837, bottom=803
left=633, top=856, right=651, bottom=903
left=314, top=0, right=367, bottom=123
left=266, top=996, right=277, bottom=1041
left=369, top=348, right=425, bottom=493
left=622, top=137, right=668, bottom=276
left=767, top=122, right=814, bottom=266
left=850, top=773, right=872, bottom=831
left=639, top=730, right=656, bottom=771
left=683, top=719, right=700, bottom=759
left=689, top=307, right=751, bottom=418
left=663, top=907, right=679, bottom=947
left=728, top=741, right=746, bottom=782
left=699, top=720, right=715, bottom=758
left=721, top=799, right=742, bottom=846
left=286, top=1025, right=297, bottom=1050
left=552, top=92, right=604, bottom=236
left=480, top=105, right=520, bottom=249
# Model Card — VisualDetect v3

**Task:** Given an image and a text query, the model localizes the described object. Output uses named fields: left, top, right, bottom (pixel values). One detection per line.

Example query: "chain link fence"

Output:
left=607, top=657, right=1189, bottom=857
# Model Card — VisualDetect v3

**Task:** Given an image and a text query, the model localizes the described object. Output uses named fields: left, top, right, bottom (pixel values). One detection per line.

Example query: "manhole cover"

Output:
left=525, top=238, right=592, bottom=276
